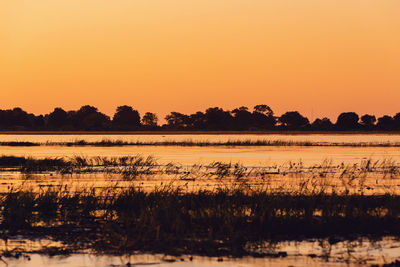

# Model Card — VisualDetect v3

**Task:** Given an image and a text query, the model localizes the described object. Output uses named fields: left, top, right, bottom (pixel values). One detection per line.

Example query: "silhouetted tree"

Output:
left=188, top=112, right=206, bottom=130
left=279, top=111, right=309, bottom=130
left=47, top=108, right=68, bottom=129
left=360, top=114, right=376, bottom=130
left=336, top=112, right=360, bottom=130
left=232, top=106, right=253, bottom=130
left=0, top=108, right=37, bottom=130
left=254, top=104, right=273, bottom=117
left=165, top=112, right=190, bottom=129
left=204, top=107, right=233, bottom=130
left=377, top=115, right=395, bottom=130
left=0, top=109, right=14, bottom=129
left=0, top=105, right=398, bottom=132
left=112, top=106, right=141, bottom=130
left=311, top=118, right=333, bottom=131
left=252, top=104, right=276, bottom=129
left=142, top=112, right=158, bottom=128
left=34, top=115, right=45, bottom=129
left=394, top=113, right=400, bottom=130
left=70, top=105, right=111, bottom=130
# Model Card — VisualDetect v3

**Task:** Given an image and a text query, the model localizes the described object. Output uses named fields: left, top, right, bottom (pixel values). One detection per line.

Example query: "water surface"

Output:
left=1, top=133, right=400, bottom=266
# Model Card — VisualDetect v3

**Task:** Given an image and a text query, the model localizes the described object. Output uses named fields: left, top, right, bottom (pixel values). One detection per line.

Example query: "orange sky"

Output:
left=1, top=1, right=400, bottom=121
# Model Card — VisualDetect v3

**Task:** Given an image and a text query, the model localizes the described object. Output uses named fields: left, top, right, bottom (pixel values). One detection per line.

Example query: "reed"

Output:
left=2, top=139, right=400, bottom=147
left=1, top=185, right=400, bottom=257
left=0, top=155, right=399, bottom=186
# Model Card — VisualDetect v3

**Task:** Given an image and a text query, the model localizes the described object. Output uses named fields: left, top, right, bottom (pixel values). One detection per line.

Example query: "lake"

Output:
left=1, top=133, right=400, bottom=266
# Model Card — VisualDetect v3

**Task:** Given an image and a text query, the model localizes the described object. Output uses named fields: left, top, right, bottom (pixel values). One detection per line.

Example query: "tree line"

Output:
left=0, top=105, right=399, bottom=131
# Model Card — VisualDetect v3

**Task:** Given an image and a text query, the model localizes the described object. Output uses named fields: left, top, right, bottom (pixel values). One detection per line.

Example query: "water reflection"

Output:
left=1, top=134, right=400, bottom=266
left=1, top=133, right=400, bottom=144
left=1, top=134, right=400, bottom=167
left=1, top=145, right=400, bottom=167
left=2, top=237, right=400, bottom=266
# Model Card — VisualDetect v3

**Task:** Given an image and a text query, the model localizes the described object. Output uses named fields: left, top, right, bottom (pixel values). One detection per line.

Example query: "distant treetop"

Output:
left=0, top=105, right=399, bottom=131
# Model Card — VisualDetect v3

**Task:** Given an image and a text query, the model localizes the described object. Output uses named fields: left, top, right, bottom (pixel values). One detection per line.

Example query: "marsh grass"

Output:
left=0, top=156, right=68, bottom=172
left=0, top=142, right=39, bottom=147
left=0, top=155, right=158, bottom=176
left=0, top=155, right=399, bottom=192
left=0, top=155, right=400, bottom=258
left=1, top=184, right=400, bottom=256
left=3, top=139, right=400, bottom=147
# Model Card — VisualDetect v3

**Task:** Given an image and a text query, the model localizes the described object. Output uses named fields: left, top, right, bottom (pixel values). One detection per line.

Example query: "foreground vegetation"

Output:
left=0, top=154, right=400, bottom=264
left=1, top=185, right=400, bottom=257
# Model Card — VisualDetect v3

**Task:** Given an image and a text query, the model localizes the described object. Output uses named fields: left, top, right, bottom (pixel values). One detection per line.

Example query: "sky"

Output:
left=1, top=1, right=400, bottom=121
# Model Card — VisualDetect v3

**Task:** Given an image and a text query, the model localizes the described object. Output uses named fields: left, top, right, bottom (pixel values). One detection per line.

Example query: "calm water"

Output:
left=0, top=134, right=400, bottom=166
left=0, top=253, right=354, bottom=267
left=1, top=133, right=400, bottom=143
left=1, top=134, right=400, bottom=266
left=1, top=133, right=399, bottom=193
left=3, top=237, right=400, bottom=266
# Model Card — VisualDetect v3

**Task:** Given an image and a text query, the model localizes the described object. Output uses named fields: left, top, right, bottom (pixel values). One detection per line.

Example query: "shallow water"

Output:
left=0, top=253, right=342, bottom=267
left=1, top=141, right=400, bottom=167
left=1, top=133, right=400, bottom=144
left=1, top=134, right=400, bottom=194
left=1, top=134, right=400, bottom=266
left=1, top=134, right=400, bottom=167
left=2, top=237, right=400, bottom=266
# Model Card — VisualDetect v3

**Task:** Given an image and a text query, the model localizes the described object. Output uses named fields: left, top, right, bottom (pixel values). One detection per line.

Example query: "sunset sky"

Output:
left=1, top=1, right=400, bottom=121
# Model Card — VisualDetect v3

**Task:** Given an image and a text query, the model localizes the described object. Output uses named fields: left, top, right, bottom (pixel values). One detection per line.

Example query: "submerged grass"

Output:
left=2, top=139, right=400, bottom=147
left=0, top=155, right=399, bottom=197
left=0, top=155, right=158, bottom=176
left=1, top=185, right=400, bottom=257
left=0, top=155, right=399, bottom=181
left=0, top=142, right=39, bottom=147
left=0, top=156, right=68, bottom=172
left=0, top=154, right=400, bottom=258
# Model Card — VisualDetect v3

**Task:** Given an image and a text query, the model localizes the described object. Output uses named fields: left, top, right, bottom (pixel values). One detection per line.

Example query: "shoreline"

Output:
left=0, top=130, right=400, bottom=135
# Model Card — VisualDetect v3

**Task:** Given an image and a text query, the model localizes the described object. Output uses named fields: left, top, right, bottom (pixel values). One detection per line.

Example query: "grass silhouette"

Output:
left=2, top=139, right=400, bottom=147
